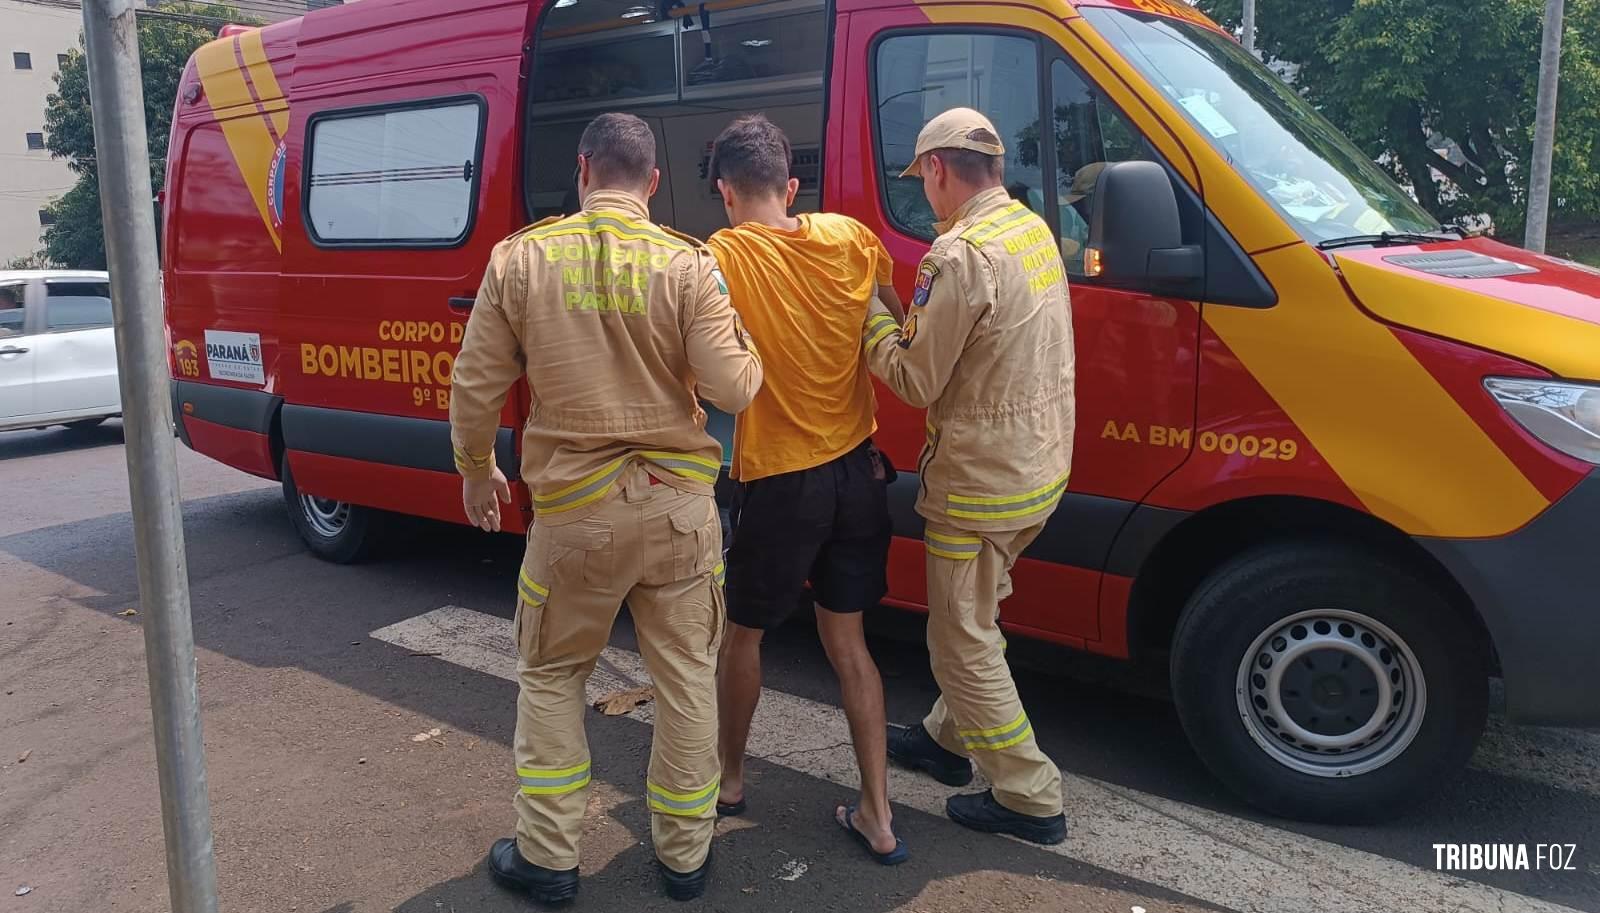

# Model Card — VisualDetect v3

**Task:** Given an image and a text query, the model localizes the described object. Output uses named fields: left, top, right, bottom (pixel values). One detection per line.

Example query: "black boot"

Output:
left=946, top=789, right=1067, bottom=845
left=660, top=851, right=711, bottom=901
left=487, top=838, right=580, bottom=905
left=887, top=723, right=974, bottom=787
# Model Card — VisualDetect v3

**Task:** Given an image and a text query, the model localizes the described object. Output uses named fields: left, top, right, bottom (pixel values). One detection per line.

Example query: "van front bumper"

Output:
left=1419, top=470, right=1600, bottom=726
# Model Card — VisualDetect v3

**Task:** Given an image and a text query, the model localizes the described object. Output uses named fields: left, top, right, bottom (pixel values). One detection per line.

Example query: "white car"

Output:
left=0, top=270, right=122, bottom=433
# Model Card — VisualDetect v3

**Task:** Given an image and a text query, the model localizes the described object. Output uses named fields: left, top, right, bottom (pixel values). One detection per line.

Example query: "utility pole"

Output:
left=1525, top=0, right=1564, bottom=253
left=1241, top=0, right=1257, bottom=56
left=80, top=1, right=219, bottom=912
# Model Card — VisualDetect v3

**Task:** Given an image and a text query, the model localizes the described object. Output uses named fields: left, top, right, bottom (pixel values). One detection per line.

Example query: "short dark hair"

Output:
left=709, top=114, right=793, bottom=198
left=578, top=113, right=657, bottom=189
left=931, top=146, right=1004, bottom=184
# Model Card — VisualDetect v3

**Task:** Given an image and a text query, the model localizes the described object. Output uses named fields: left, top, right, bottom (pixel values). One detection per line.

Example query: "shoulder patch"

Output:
left=911, top=260, right=939, bottom=309
left=711, top=267, right=729, bottom=295
left=898, top=313, right=920, bottom=349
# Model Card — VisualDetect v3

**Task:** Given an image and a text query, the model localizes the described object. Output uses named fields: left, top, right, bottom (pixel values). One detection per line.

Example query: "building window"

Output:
left=38, top=209, right=55, bottom=227
left=26, top=132, right=45, bottom=151
left=57, top=53, right=70, bottom=69
left=13, top=52, right=31, bottom=70
left=305, top=96, right=485, bottom=246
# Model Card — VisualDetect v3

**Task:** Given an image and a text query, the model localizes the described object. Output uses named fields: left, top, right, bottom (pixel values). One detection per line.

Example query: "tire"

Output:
left=281, top=455, right=387, bottom=563
left=1170, top=542, right=1487, bottom=823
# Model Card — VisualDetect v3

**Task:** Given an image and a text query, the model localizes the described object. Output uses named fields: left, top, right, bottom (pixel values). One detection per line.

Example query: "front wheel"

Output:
left=1171, top=543, right=1486, bottom=823
left=281, top=455, right=387, bottom=563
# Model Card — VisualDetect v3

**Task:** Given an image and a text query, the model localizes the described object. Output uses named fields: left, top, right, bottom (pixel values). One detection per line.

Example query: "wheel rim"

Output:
left=1235, top=609, right=1427, bottom=778
left=299, top=494, right=351, bottom=539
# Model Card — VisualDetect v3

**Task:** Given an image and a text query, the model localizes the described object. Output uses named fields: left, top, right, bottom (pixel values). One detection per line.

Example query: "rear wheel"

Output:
left=1171, top=543, right=1486, bottom=823
left=281, top=455, right=386, bottom=563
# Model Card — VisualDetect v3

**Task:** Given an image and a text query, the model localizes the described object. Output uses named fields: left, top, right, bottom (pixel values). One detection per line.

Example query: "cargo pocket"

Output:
left=512, top=594, right=544, bottom=662
left=539, top=518, right=615, bottom=587
left=668, top=497, right=719, bottom=582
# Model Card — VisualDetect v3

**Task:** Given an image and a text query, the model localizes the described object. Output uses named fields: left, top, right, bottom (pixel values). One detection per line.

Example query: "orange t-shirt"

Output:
left=707, top=213, right=895, bottom=481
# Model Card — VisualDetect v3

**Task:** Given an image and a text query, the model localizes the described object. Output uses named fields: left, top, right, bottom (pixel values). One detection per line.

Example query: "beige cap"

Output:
left=900, top=107, right=1006, bottom=178
left=1063, top=161, right=1108, bottom=204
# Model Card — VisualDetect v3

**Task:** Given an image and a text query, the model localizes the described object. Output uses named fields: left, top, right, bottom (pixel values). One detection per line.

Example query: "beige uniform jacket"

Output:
left=450, top=190, right=763, bottom=524
left=863, top=186, right=1075, bottom=533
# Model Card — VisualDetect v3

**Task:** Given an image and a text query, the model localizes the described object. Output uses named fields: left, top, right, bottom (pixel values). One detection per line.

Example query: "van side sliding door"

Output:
left=276, top=0, right=533, bottom=531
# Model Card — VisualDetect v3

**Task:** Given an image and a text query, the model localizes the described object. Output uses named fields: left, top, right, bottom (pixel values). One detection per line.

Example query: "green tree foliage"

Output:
left=1196, top=0, right=1600, bottom=236
left=38, top=4, right=258, bottom=268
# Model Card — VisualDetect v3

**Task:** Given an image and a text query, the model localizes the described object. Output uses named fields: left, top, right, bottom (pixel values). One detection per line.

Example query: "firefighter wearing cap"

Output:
left=862, top=107, right=1074, bottom=845
left=450, top=112, right=762, bottom=903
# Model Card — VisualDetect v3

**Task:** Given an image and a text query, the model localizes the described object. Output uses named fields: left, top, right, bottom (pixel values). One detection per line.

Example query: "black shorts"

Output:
left=725, top=440, right=892, bottom=629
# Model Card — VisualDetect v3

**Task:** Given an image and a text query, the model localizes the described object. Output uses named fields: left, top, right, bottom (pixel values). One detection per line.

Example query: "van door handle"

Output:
left=448, top=297, right=475, bottom=312
left=0, top=345, right=29, bottom=355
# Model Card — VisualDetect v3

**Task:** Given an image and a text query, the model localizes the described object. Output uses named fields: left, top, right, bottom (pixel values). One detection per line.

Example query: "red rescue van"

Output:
left=163, top=0, right=1600, bottom=821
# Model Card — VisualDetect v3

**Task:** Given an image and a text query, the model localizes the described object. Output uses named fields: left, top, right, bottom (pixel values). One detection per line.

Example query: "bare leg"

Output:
left=815, top=605, right=897, bottom=854
left=716, top=623, right=765, bottom=807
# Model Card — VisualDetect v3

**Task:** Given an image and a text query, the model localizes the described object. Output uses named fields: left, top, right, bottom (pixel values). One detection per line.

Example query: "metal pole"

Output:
left=1241, top=0, right=1257, bottom=55
left=81, top=2, right=219, bottom=912
left=1525, top=0, right=1564, bottom=253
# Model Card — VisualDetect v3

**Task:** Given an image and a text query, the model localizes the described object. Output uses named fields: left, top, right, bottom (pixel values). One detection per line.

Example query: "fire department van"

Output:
left=162, top=0, right=1600, bottom=822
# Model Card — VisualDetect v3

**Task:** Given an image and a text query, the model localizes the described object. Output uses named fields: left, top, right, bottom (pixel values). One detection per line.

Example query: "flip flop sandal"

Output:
left=716, top=797, right=746, bottom=817
left=837, top=804, right=908, bottom=866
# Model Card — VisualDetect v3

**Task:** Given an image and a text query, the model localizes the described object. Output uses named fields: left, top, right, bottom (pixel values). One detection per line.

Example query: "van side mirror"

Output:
left=1086, top=161, right=1203, bottom=294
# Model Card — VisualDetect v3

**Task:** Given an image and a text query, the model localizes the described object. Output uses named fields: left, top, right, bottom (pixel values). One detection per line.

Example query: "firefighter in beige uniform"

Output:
left=864, top=108, right=1073, bottom=844
left=449, top=114, right=762, bottom=903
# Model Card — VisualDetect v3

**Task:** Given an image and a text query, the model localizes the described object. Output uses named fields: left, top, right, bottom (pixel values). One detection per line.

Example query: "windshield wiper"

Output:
left=1316, top=231, right=1453, bottom=251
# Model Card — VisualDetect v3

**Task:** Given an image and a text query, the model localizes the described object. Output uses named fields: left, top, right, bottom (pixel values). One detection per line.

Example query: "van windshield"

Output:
left=1082, top=8, right=1438, bottom=243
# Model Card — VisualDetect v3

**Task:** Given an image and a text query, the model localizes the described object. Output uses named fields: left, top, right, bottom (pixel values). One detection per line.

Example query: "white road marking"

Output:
left=371, top=606, right=1581, bottom=913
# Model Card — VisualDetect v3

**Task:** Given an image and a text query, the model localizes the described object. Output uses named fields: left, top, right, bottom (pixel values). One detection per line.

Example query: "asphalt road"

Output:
left=2, top=423, right=1598, bottom=913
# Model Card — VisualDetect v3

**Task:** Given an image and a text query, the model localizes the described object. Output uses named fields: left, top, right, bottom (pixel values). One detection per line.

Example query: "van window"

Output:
left=681, top=9, right=826, bottom=90
left=874, top=33, right=1042, bottom=240
left=45, top=281, right=114, bottom=330
left=305, top=98, right=485, bottom=246
left=0, top=282, right=25, bottom=338
left=1048, top=58, right=1150, bottom=275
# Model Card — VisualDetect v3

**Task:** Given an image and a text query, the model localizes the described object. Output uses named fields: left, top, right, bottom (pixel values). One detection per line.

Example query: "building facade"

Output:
left=1, top=0, right=80, bottom=263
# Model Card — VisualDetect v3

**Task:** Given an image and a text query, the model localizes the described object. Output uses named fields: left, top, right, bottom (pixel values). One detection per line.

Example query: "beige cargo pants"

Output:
left=512, top=463, right=725, bottom=874
left=920, top=522, right=1063, bottom=818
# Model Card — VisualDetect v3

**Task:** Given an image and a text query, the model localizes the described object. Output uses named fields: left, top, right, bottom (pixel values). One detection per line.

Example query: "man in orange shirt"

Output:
left=705, top=114, right=908, bottom=864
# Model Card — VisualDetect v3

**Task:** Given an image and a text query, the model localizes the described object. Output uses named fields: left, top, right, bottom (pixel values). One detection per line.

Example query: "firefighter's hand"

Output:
left=463, top=467, right=512, bottom=532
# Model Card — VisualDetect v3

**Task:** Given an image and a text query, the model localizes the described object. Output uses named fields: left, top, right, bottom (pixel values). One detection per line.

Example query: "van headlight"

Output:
left=1484, top=377, right=1600, bottom=464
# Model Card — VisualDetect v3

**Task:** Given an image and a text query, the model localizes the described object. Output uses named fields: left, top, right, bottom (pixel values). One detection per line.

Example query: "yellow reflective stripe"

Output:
left=518, top=568, right=548, bottom=606
left=712, top=561, right=726, bottom=586
left=639, top=450, right=719, bottom=471
left=960, top=202, right=1029, bottom=244
left=454, top=446, right=493, bottom=469
left=947, top=473, right=1070, bottom=506
left=518, top=761, right=592, bottom=795
left=525, top=214, right=691, bottom=251
left=925, top=531, right=982, bottom=560
left=925, top=530, right=980, bottom=546
left=927, top=545, right=979, bottom=560
left=647, top=778, right=719, bottom=815
left=947, top=474, right=1069, bottom=521
left=966, top=209, right=1036, bottom=246
left=534, top=457, right=628, bottom=514
left=866, top=322, right=897, bottom=350
left=959, top=711, right=1033, bottom=750
left=640, top=451, right=720, bottom=484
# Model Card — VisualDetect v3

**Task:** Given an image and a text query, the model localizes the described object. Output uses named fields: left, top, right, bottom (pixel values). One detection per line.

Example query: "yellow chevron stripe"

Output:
left=236, top=29, right=287, bottom=137
left=194, top=37, right=280, bottom=251
left=1201, top=245, right=1547, bottom=538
